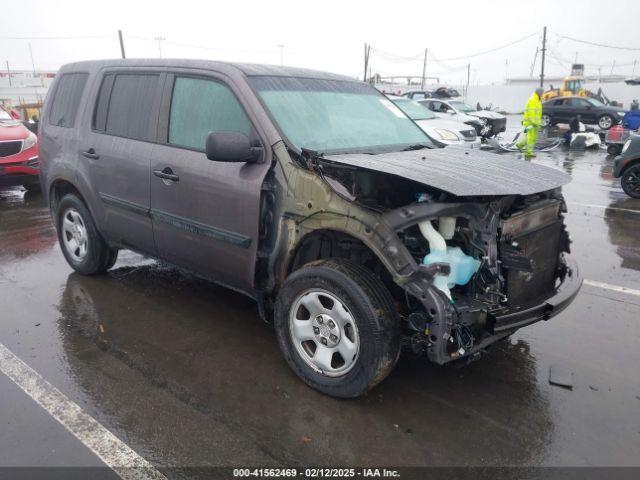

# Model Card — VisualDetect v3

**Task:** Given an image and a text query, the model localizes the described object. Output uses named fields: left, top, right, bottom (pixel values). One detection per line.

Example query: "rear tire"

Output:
left=621, top=164, right=640, bottom=199
left=56, top=194, right=118, bottom=275
left=541, top=114, right=551, bottom=127
left=274, top=259, right=400, bottom=398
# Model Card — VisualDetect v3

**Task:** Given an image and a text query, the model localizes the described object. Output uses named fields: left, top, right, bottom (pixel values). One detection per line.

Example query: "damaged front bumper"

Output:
left=410, top=256, right=582, bottom=366
left=491, top=257, right=582, bottom=333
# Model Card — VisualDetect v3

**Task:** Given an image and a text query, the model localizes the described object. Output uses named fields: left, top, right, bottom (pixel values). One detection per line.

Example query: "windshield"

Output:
left=587, top=98, right=605, bottom=107
left=390, top=98, right=436, bottom=120
left=250, top=76, right=433, bottom=154
left=449, top=101, right=474, bottom=113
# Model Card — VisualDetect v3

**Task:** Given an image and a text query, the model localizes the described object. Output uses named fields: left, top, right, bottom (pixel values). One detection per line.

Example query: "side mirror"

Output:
left=205, top=131, right=262, bottom=163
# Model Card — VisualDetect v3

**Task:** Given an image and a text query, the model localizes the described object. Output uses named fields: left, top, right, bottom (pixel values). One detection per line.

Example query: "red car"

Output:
left=0, top=107, right=40, bottom=191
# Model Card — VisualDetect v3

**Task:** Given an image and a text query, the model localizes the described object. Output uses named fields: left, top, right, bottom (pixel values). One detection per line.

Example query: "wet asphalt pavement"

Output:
left=0, top=116, right=639, bottom=477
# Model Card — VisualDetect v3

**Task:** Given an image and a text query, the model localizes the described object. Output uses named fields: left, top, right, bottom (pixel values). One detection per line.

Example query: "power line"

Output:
left=125, top=35, right=280, bottom=55
left=0, top=34, right=115, bottom=40
left=368, top=47, right=423, bottom=63
left=556, top=33, right=640, bottom=51
left=430, top=32, right=538, bottom=61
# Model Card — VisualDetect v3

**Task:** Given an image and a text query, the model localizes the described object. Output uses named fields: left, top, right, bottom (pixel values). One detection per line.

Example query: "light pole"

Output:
left=277, top=44, right=284, bottom=65
left=155, top=36, right=165, bottom=59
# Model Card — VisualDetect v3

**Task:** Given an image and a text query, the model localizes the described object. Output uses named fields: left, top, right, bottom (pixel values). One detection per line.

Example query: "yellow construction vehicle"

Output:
left=541, top=76, right=621, bottom=106
left=541, top=76, right=587, bottom=101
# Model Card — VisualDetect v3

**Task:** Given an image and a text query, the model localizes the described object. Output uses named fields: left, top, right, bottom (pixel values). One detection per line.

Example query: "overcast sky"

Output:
left=2, top=0, right=639, bottom=84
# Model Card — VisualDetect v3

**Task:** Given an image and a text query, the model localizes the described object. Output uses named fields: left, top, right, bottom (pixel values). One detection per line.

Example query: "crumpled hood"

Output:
left=323, top=148, right=571, bottom=197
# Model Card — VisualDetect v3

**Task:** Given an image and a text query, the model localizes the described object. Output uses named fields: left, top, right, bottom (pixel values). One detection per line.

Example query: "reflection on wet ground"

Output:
left=1, top=126, right=639, bottom=469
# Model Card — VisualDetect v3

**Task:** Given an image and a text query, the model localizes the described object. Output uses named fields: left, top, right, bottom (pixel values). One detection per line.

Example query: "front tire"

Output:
left=598, top=114, right=614, bottom=130
left=275, top=259, right=400, bottom=398
left=56, top=194, right=118, bottom=275
left=541, top=114, right=551, bottom=127
left=607, top=144, right=622, bottom=156
left=621, top=164, right=640, bottom=199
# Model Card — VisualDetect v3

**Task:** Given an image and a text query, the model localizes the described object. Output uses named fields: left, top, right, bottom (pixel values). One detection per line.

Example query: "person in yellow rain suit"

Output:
left=516, top=87, right=544, bottom=158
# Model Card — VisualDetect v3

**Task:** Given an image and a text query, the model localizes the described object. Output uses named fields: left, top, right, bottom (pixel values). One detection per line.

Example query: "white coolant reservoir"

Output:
left=419, top=218, right=480, bottom=300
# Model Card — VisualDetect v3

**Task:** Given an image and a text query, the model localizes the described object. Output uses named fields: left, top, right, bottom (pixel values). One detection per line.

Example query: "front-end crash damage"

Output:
left=258, top=142, right=582, bottom=366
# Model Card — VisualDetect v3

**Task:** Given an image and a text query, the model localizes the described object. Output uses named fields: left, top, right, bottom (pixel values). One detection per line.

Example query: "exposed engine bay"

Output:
left=314, top=160, right=576, bottom=365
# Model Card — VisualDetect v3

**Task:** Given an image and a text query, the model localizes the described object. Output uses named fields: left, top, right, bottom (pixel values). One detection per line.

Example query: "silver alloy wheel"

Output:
left=61, top=208, right=88, bottom=262
left=599, top=115, right=613, bottom=129
left=289, top=289, right=360, bottom=377
left=541, top=114, right=551, bottom=127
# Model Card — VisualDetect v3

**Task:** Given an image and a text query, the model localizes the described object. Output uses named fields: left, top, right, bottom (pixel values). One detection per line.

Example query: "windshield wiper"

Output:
left=300, top=147, right=324, bottom=159
left=402, top=143, right=431, bottom=151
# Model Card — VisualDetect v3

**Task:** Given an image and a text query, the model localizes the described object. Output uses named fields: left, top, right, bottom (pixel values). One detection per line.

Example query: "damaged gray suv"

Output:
left=40, top=60, right=582, bottom=398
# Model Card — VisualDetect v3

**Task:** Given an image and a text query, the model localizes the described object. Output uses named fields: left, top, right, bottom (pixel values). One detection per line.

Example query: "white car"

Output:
left=418, top=98, right=507, bottom=138
left=388, top=96, right=480, bottom=147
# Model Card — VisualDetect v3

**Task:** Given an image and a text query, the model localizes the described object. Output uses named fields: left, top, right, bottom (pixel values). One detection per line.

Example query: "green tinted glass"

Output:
left=169, top=77, right=251, bottom=150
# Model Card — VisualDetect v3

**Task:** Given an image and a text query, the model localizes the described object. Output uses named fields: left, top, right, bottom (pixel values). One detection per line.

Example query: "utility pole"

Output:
left=5, top=61, right=11, bottom=87
left=277, top=45, right=284, bottom=65
left=633, top=60, right=637, bottom=76
left=610, top=60, right=616, bottom=75
left=118, top=30, right=126, bottom=59
left=421, top=48, right=428, bottom=90
left=363, top=43, right=371, bottom=83
left=28, top=42, right=36, bottom=77
left=530, top=47, right=539, bottom=78
left=155, top=36, right=165, bottom=59
left=466, top=63, right=471, bottom=98
left=505, top=59, right=509, bottom=82
left=540, top=26, right=547, bottom=88
left=27, top=42, right=43, bottom=86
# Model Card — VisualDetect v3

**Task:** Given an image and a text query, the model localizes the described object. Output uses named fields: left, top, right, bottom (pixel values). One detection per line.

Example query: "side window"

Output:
left=569, top=98, right=589, bottom=108
left=93, top=73, right=159, bottom=141
left=553, top=99, right=564, bottom=106
left=427, top=101, right=439, bottom=112
left=413, top=93, right=426, bottom=100
left=48, top=73, right=88, bottom=128
left=168, top=76, right=251, bottom=150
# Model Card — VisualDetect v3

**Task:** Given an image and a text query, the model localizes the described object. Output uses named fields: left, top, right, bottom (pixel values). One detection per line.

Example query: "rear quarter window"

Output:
left=48, top=73, right=89, bottom=128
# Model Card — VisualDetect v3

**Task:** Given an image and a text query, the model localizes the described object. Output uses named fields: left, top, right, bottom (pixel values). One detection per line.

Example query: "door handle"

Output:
left=153, top=167, right=179, bottom=183
left=81, top=148, right=100, bottom=160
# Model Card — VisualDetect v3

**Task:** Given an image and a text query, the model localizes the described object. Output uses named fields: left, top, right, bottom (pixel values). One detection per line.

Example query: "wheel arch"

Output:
left=621, top=157, right=640, bottom=176
left=49, top=178, right=86, bottom=219
left=48, top=178, right=105, bottom=240
left=287, top=228, right=391, bottom=282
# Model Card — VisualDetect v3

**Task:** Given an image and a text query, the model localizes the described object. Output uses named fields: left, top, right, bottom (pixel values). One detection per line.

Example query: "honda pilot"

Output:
left=40, top=60, right=582, bottom=397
